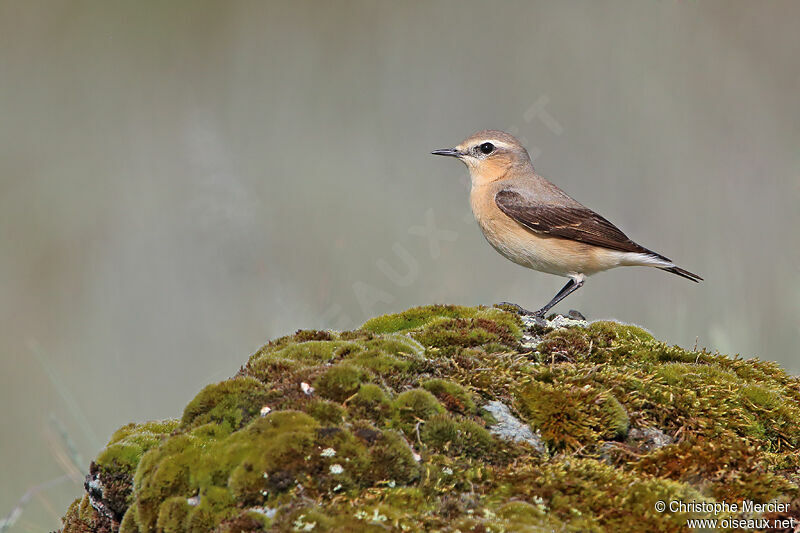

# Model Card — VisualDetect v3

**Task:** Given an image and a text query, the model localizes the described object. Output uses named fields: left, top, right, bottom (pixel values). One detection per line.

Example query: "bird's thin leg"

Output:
left=534, top=278, right=584, bottom=317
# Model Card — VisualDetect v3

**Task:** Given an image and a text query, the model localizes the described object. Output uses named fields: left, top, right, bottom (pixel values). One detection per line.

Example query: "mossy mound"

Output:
left=60, top=304, right=800, bottom=532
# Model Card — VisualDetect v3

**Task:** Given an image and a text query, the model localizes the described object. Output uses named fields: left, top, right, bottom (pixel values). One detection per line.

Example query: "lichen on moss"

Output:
left=59, top=304, right=800, bottom=533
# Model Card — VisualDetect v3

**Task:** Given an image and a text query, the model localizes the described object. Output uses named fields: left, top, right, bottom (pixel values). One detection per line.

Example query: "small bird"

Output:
left=432, top=130, right=701, bottom=317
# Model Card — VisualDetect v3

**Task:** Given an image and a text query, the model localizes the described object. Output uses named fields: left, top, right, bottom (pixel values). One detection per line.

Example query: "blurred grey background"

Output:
left=1, top=1, right=798, bottom=529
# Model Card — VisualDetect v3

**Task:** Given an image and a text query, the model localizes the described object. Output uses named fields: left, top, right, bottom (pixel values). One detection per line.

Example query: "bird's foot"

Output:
left=496, top=302, right=537, bottom=315
left=496, top=302, right=549, bottom=327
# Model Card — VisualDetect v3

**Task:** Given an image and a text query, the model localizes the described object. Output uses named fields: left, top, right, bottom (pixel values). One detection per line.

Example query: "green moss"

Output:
left=96, top=419, right=179, bottom=474
left=587, top=320, right=655, bottom=344
left=420, top=414, right=494, bottom=457
left=272, top=340, right=361, bottom=363
left=304, top=399, right=345, bottom=425
left=346, top=348, right=412, bottom=375
left=599, top=392, right=630, bottom=439
left=245, top=340, right=364, bottom=382
left=503, top=457, right=714, bottom=531
left=180, top=376, right=270, bottom=431
left=393, top=388, right=445, bottom=431
left=413, top=316, right=519, bottom=351
left=108, top=419, right=179, bottom=445
left=740, top=383, right=782, bottom=410
left=347, top=383, right=394, bottom=422
left=656, top=362, right=738, bottom=386
left=239, top=355, right=305, bottom=385
left=361, top=304, right=480, bottom=334
left=313, top=363, right=368, bottom=402
left=359, top=428, right=422, bottom=484
left=536, top=327, right=593, bottom=361
left=155, top=496, right=191, bottom=532
left=636, top=435, right=794, bottom=502
left=494, top=500, right=548, bottom=523
left=515, top=381, right=629, bottom=450
left=133, top=434, right=200, bottom=530
left=60, top=304, right=800, bottom=533
left=184, top=486, right=237, bottom=532
left=644, top=362, right=800, bottom=449
left=536, top=321, right=661, bottom=365
left=363, top=334, right=425, bottom=357
left=421, top=379, right=476, bottom=414
left=60, top=497, right=95, bottom=533
left=118, top=505, right=141, bottom=533
left=361, top=304, right=522, bottom=341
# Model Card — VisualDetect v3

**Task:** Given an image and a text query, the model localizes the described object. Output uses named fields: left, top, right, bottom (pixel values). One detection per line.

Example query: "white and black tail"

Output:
left=625, top=248, right=703, bottom=283
left=647, top=251, right=703, bottom=282
left=659, top=265, right=703, bottom=282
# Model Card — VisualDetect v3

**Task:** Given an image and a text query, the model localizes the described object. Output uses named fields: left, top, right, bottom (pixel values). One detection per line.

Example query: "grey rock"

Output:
left=484, top=400, right=546, bottom=454
left=627, top=427, right=673, bottom=451
left=519, top=313, right=587, bottom=331
left=547, top=314, right=588, bottom=329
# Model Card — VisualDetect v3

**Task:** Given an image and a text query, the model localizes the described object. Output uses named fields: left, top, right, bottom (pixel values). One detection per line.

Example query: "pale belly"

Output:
left=474, top=209, right=627, bottom=277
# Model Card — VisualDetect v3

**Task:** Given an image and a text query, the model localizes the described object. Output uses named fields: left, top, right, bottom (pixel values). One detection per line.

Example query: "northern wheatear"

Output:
left=432, top=130, right=702, bottom=317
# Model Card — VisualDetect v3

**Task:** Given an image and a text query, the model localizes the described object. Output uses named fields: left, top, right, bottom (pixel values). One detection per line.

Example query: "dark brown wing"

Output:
left=495, top=189, right=669, bottom=260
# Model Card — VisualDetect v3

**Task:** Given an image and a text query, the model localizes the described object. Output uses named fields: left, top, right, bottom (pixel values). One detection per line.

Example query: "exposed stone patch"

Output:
left=628, top=426, right=674, bottom=452
left=483, top=400, right=546, bottom=454
left=519, top=312, right=589, bottom=349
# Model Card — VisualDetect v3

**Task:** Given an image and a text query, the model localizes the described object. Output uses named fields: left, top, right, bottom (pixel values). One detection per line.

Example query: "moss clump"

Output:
left=96, top=419, right=179, bottom=476
left=180, top=377, right=270, bottom=431
left=355, top=426, right=422, bottom=484
left=74, top=419, right=181, bottom=529
left=413, top=317, right=519, bottom=352
left=361, top=304, right=522, bottom=340
left=347, top=383, right=394, bottom=422
left=59, top=305, right=800, bottom=533
left=361, top=304, right=480, bottom=334
left=155, top=495, right=191, bottom=532
left=393, top=388, right=445, bottom=431
left=244, top=340, right=361, bottom=383
left=61, top=496, right=103, bottom=533
left=345, top=348, right=413, bottom=375
left=420, top=414, right=494, bottom=457
left=599, top=392, right=630, bottom=439
left=515, top=381, right=630, bottom=450
left=421, top=378, right=476, bottom=414
left=118, top=505, right=140, bottom=533
left=313, top=363, right=368, bottom=402
left=588, top=320, right=655, bottom=344
left=304, top=399, right=345, bottom=425
left=502, top=457, right=715, bottom=531
left=635, top=434, right=794, bottom=502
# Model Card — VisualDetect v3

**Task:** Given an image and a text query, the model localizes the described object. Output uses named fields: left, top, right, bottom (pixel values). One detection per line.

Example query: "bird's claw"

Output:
left=496, top=302, right=541, bottom=317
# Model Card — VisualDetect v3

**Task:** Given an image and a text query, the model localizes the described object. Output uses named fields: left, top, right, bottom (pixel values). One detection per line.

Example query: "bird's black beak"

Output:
left=431, top=148, right=462, bottom=158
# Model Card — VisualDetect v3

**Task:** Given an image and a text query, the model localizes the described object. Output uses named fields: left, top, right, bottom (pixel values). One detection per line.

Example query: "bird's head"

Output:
left=431, top=130, right=532, bottom=186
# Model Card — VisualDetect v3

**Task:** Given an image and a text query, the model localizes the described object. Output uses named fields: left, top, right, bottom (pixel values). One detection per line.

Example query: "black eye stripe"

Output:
left=479, top=142, right=495, bottom=154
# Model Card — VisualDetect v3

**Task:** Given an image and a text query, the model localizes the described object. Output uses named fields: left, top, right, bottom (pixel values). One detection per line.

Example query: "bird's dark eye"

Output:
left=479, top=142, right=495, bottom=155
